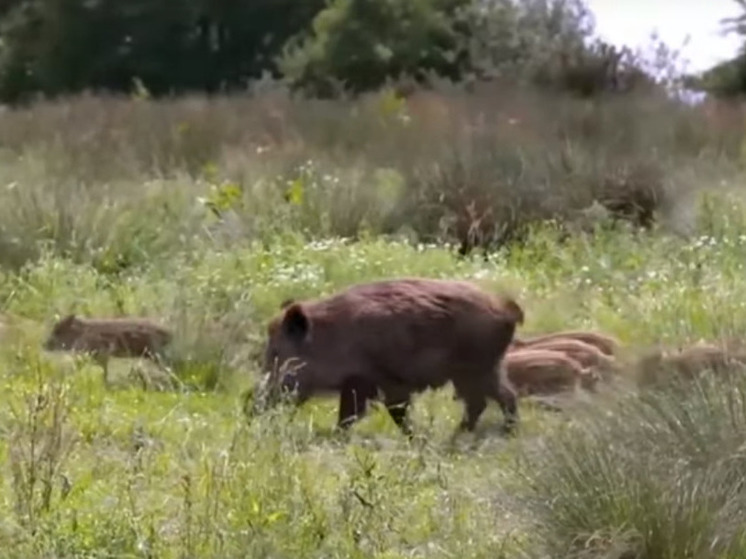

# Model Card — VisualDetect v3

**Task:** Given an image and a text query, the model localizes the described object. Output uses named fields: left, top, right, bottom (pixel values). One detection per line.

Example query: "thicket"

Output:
left=2, top=0, right=738, bottom=260
left=0, top=0, right=662, bottom=102
left=0, top=77, right=742, bottom=270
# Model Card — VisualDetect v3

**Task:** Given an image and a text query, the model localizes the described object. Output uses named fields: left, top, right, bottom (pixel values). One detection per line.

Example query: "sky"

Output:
left=584, top=0, right=743, bottom=73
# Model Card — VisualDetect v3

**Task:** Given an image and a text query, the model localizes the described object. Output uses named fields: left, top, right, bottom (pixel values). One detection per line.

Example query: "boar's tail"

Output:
left=493, top=295, right=524, bottom=358
left=500, top=296, right=525, bottom=326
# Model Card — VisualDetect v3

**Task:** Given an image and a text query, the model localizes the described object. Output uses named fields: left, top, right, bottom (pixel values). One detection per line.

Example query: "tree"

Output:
left=279, top=0, right=472, bottom=97
left=279, top=0, right=654, bottom=99
left=683, top=0, right=746, bottom=98
left=0, top=0, right=327, bottom=102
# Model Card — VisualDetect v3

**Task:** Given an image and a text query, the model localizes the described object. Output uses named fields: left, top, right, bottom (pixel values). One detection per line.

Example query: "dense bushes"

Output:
left=0, top=0, right=676, bottom=103
left=0, top=78, right=741, bottom=270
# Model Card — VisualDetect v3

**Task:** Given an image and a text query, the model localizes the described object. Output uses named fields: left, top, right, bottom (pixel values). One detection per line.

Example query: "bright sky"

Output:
left=584, top=0, right=743, bottom=73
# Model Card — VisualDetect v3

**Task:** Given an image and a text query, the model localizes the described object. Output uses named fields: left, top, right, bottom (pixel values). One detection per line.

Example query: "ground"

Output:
left=1, top=85, right=746, bottom=558
left=2, top=204, right=746, bottom=558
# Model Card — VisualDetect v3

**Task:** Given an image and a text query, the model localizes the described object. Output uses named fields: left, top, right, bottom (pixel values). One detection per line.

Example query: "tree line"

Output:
left=0, top=0, right=736, bottom=104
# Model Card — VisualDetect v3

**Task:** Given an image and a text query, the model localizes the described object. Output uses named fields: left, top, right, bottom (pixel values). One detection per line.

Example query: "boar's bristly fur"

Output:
left=261, top=277, right=524, bottom=437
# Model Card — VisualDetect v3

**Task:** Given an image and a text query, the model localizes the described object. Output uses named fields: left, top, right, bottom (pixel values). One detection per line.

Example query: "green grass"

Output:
left=2, top=84, right=746, bottom=557
left=516, top=371, right=746, bottom=559
left=2, top=194, right=746, bottom=557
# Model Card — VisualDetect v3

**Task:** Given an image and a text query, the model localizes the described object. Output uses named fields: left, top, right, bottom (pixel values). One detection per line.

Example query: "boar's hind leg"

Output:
left=452, top=375, right=489, bottom=432
left=92, top=352, right=111, bottom=387
left=337, top=377, right=377, bottom=429
left=377, top=380, right=414, bottom=437
left=376, top=383, right=413, bottom=436
left=459, top=392, right=488, bottom=432
left=487, top=369, right=519, bottom=433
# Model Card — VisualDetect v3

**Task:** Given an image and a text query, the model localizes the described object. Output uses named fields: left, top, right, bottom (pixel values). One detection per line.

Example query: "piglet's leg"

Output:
left=92, top=352, right=111, bottom=388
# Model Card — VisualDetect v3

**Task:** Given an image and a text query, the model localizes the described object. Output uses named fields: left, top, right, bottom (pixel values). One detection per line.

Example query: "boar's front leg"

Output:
left=452, top=376, right=488, bottom=433
left=385, top=397, right=413, bottom=437
left=377, top=380, right=414, bottom=437
left=337, top=377, right=378, bottom=429
left=380, top=387, right=414, bottom=437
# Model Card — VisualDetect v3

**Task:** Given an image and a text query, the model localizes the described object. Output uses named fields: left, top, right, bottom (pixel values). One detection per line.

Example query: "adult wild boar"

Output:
left=43, top=314, right=173, bottom=385
left=259, top=277, right=524, bottom=436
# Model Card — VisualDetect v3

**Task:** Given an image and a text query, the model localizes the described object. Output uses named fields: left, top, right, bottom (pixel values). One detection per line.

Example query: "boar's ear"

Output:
left=282, top=303, right=310, bottom=341
left=279, top=298, right=295, bottom=310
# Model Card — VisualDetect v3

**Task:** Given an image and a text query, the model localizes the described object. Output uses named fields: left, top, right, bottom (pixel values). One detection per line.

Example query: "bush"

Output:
left=279, top=0, right=472, bottom=97
left=515, top=370, right=746, bottom=558
left=0, top=80, right=741, bottom=270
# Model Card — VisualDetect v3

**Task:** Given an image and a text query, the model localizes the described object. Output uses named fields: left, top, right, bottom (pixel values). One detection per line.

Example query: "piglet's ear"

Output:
left=282, top=303, right=310, bottom=341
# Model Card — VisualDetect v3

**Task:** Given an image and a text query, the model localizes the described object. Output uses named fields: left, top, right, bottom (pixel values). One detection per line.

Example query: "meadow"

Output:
left=2, top=81, right=746, bottom=558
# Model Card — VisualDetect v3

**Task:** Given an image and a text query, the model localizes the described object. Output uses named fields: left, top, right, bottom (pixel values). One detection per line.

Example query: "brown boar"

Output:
left=511, top=338, right=619, bottom=380
left=43, top=314, right=173, bottom=385
left=504, top=348, right=598, bottom=396
left=512, top=329, right=620, bottom=357
left=259, top=277, right=524, bottom=437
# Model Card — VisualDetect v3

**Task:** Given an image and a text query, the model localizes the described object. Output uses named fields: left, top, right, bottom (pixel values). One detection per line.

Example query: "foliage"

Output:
left=683, top=1, right=746, bottom=98
left=2, top=188, right=746, bottom=555
left=0, top=0, right=672, bottom=103
left=0, top=80, right=737, bottom=265
left=0, top=71, right=744, bottom=554
left=686, top=55, right=746, bottom=99
left=0, top=0, right=327, bottom=101
left=516, top=371, right=746, bottom=558
left=279, top=0, right=472, bottom=96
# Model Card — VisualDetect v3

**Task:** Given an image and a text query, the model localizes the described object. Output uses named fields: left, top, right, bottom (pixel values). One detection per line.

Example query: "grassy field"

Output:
left=2, top=83, right=746, bottom=558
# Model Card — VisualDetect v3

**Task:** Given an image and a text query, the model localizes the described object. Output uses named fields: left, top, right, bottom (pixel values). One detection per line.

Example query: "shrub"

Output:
left=515, top=370, right=746, bottom=558
left=0, top=81, right=741, bottom=269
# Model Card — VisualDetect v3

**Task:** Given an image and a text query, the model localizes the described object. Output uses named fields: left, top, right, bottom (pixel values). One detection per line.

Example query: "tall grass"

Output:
left=515, top=370, right=746, bottom=559
left=0, top=80, right=743, bottom=271
left=1, top=81, right=746, bottom=557
left=1, top=196, right=746, bottom=555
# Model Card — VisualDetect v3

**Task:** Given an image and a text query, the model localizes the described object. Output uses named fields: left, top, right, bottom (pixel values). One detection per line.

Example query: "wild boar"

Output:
left=510, top=337, right=619, bottom=380
left=43, top=314, right=173, bottom=385
left=259, top=277, right=524, bottom=437
left=636, top=344, right=746, bottom=388
left=512, top=329, right=620, bottom=357
left=504, top=348, right=598, bottom=395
